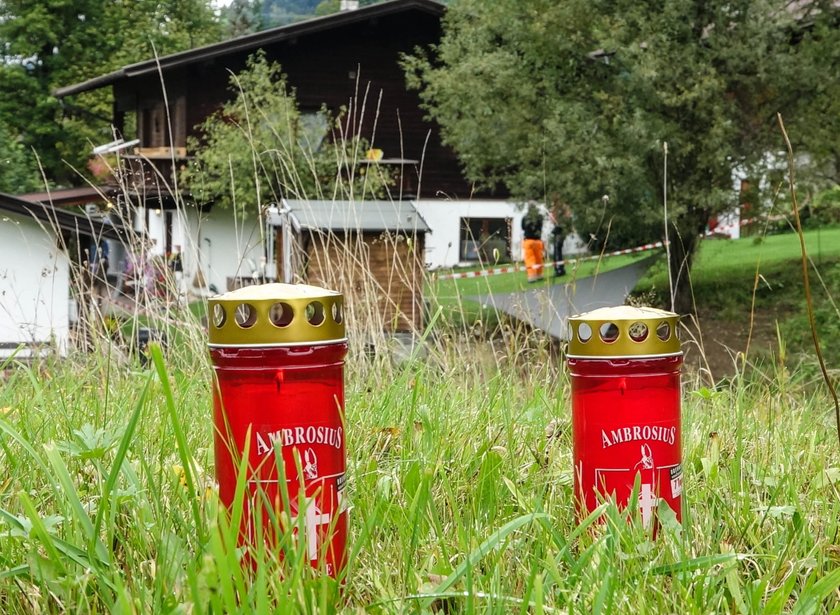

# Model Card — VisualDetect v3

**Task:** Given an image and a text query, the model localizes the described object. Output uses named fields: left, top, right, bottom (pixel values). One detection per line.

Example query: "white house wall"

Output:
left=0, top=213, right=70, bottom=358
left=132, top=206, right=191, bottom=257
left=412, top=199, right=553, bottom=270
left=184, top=208, right=265, bottom=294
left=133, top=205, right=265, bottom=295
left=133, top=201, right=586, bottom=288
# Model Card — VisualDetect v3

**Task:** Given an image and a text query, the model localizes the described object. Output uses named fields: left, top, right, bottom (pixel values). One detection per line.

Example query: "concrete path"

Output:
left=472, top=255, right=658, bottom=340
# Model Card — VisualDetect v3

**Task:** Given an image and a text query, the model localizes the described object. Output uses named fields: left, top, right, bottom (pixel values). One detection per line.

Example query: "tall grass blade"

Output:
left=777, top=113, right=840, bottom=449
left=0, top=418, right=52, bottom=477
left=647, top=553, right=741, bottom=576
left=43, top=446, right=109, bottom=564
left=0, top=564, right=29, bottom=580
left=92, top=373, right=152, bottom=547
left=149, top=342, right=205, bottom=543
left=792, top=568, right=840, bottom=615
left=17, top=491, right=67, bottom=575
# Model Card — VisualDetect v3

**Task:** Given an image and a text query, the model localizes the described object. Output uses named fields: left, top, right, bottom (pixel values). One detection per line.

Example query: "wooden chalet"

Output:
left=54, top=0, right=471, bottom=202
left=54, top=0, right=521, bottom=300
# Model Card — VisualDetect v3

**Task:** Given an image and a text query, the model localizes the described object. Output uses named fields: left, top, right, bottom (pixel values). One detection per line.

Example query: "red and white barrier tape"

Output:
left=435, top=240, right=665, bottom=281
left=434, top=213, right=789, bottom=282
left=707, top=213, right=786, bottom=235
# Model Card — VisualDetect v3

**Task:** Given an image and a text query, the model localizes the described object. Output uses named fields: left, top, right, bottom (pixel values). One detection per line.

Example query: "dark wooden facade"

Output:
left=89, top=1, right=480, bottom=200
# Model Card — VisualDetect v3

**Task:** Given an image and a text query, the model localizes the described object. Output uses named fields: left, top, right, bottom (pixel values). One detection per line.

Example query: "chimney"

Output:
left=340, top=0, right=359, bottom=10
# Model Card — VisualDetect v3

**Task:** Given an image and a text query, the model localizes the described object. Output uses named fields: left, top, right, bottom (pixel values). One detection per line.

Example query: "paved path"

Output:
left=472, top=255, right=658, bottom=340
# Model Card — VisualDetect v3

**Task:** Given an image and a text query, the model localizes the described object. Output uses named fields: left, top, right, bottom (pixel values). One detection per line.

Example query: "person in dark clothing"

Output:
left=549, top=204, right=572, bottom=278
left=521, top=204, right=544, bottom=282
left=551, top=224, right=567, bottom=277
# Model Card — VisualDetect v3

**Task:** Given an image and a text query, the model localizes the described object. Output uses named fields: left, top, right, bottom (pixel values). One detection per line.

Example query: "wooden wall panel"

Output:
left=291, top=229, right=425, bottom=332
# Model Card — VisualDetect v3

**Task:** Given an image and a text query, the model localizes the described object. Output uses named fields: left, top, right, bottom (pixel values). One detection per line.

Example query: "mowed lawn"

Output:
left=427, top=251, right=655, bottom=326
left=638, top=226, right=840, bottom=299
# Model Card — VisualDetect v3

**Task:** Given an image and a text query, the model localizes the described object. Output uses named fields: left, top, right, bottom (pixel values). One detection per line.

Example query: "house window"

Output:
left=459, top=217, right=511, bottom=262
left=298, top=111, right=329, bottom=152
left=138, top=97, right=186, bottom=149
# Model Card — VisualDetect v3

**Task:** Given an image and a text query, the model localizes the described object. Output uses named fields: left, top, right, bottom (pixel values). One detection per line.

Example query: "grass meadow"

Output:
left=0, top=310, right=839, bottom=613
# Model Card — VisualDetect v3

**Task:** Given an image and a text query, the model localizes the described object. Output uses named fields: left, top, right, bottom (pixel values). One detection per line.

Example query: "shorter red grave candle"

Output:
left=567, top=307, right=683, bottom=529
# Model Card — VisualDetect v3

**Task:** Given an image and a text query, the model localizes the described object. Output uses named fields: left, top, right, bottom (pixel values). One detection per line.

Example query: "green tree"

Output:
left=0, top=0, right=222, bottom=187
left=0, top=121, right=42, bottom=193
left=224, top=0, right=265, bottom=36
left=313, top=0, right=339, bottom=16
left=406, top=0, right=816, bottom=313
left=183, top=52, right=391, bottom=213
left=781, top=1, right=840, bottom=188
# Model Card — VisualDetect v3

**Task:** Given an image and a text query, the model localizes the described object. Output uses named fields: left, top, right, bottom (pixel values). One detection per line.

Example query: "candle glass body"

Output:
left=569, top=354, right=683, bottom=529
left=211, top=341, right=348, bottom=576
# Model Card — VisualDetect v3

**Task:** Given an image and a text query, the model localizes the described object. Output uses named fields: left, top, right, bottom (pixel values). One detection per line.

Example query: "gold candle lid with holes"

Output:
left=566, top=306, right=681, bottom=359
left=208, top=283, right=346, bottom=347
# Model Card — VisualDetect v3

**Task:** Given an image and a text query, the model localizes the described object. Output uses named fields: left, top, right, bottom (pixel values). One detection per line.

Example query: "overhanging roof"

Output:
left=55, top=0, right=444, bottom=98
left=282, top=199, right=429, bottom=233
left=18, top=185, right=118, bottom=208
left=0, top=192, right=128, bottom=241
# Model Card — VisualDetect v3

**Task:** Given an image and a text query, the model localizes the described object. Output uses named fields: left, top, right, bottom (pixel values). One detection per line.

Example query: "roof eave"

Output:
left=54, top=0, right=445, bottom=98
left=0, top=192, right=127, bottom=241
left=54, top=69, right=126, bottom=98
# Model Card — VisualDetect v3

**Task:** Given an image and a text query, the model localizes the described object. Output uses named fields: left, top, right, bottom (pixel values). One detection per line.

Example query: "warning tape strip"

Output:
left=434, top=213, right=789, bottom=282
left=435, top=241, right=665, bottom=281
left=706, top=213, right=786, bottom=235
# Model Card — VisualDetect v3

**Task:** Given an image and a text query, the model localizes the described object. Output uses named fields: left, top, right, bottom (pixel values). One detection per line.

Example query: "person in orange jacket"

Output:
left=521, top=204, right=544, bottom=283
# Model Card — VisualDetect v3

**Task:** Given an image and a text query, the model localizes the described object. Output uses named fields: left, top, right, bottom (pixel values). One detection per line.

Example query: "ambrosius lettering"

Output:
left=255, top=425, right=343, bottom=456
left=600, top=425, right=676, bottom=448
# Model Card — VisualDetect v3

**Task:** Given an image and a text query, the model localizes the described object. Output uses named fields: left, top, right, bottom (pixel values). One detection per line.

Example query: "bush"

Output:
left=183, top=51, right=392, bottom=213
left=811, top=186, right=840, bottom=226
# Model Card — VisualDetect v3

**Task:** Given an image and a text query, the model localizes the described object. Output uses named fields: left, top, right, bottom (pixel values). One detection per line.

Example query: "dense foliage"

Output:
left=0, top=120, right=42, bottom=193
left=781, top=2, right=840, bottom=187
left=0, top=0, right=222, bottom=189
left=405, top=0, right=839, bottom=312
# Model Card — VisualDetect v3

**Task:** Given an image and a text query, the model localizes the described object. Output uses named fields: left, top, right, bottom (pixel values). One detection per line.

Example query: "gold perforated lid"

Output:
left=566, top=306, right=681, bottom=359
left=208, top=283, right=346, bottom=347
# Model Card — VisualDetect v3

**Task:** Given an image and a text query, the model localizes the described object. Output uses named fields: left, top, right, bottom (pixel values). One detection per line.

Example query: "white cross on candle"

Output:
left=295, top=500, right=331, bottom=562
left=638, top=483, right=658, bottom=528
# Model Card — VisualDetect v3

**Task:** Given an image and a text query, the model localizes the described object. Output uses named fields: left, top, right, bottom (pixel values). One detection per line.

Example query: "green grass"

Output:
left=428, top=227, right=840, bottom=332
left=637, top=227, right=840, bottom=307
left=0, top=338, right=838, bottom=613
left=635, top=228, right=840, bottom=367
left=428, top=251, right=655, bottom=329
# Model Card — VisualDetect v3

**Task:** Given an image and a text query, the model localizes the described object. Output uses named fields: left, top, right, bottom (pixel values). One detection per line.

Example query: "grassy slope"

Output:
left=636, top=227, right=840, bottom=308
left=636, top=227, right=840, bottom=366
left=0, top=341, right=838, bottom=612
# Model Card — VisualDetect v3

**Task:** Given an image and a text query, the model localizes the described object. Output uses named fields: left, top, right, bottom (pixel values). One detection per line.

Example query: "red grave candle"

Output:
left=208, top=284, right=348, bottom=577
left=567, top=306, right=683, bottom=530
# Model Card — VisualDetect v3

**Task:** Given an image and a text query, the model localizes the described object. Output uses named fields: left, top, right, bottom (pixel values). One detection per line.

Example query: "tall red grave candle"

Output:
left=567, top=306, right=683, bottom=529
left=208, top=284, right=348, bottom=576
